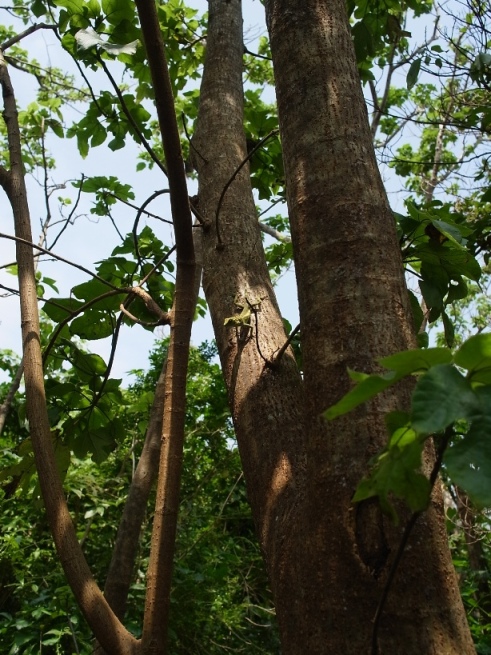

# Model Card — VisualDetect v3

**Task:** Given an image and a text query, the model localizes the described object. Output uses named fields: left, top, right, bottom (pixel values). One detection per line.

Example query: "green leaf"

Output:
left=55, top=0, right=85, bottom=14
left=446, top=277, right=467, bottom=303
left=70, top=311, right=115, bottom=340
left=419, top=279, right=444, bottom=311
left=71, top=279, right=117, bottom=303
left=411, top=364, right=477, bottom=434
left=90, top=122, right=107, bottom=147
left=353, top=437, right=430, bottom=523
left=42, top=297, right=84, bottom=322
left=407, top=57, right=421, bottom=90
left=324, top=371, right=398, bottom=420
left=102, top=0, right=134, bottom=24
left=441, top=310, right=455, bottom=347
left=378, top=347, right=452, bottom=374
left=70, top=349, right=107, bottom=382
left=445, top=416, right=491, bottom=508
left=407, top=289, right=424, bottom=332
left=385, top=411, right=411, bottom=435
left=454, top=333, right=491, bottom=383
left=325, top=348, right=452, bottom=420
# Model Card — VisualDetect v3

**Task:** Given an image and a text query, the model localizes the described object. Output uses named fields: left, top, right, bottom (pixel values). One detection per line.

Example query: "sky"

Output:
left=0, top=0, right=300, bottom=384
left=0, top=0, right=458, bottom=385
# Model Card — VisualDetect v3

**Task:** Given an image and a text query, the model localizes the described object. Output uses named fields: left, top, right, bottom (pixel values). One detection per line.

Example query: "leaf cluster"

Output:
left=326, top=334, right=491, bottom=521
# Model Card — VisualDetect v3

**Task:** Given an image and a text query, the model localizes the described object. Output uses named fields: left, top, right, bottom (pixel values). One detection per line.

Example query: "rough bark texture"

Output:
left=192, top=0, right=306, bottom=615
left=264, top=0, right=475, bottom=653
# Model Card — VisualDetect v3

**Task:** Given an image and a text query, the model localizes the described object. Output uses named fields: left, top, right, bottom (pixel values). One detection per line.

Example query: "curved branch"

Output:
left=0, top=232, right=120, bottom=289
left=215, top=129, right=278, bottom=247
left=0, top=23, right=56, bottom=51
left=0, top=55, right=138, bottom=654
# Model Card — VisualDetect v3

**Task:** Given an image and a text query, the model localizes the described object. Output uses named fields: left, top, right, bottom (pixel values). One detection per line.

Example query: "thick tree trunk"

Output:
left=264, top=0, right=475, bottom=653
left=192, top=0, right=306, bottom=622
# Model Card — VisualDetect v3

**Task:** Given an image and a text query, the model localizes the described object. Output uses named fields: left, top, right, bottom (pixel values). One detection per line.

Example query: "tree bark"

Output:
left=0, top=50, right=138, bottom=655
left=134, top=2, right=196, bottom=652
left=192, top=0, right=307, bottom=628
left=264, top=0, right=475, bottom=652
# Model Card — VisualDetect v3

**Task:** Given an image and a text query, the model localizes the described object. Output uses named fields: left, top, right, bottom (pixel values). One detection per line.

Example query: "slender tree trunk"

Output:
left=0, top=50, right=138, bottom=655
left=134, top=3, right=196, bottom=652
left=263, top=0, right=475, bottom=652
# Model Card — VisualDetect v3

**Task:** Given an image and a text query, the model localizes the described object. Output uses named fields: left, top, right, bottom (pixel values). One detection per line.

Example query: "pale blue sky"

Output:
left=0, top=0, right=299, bottom=383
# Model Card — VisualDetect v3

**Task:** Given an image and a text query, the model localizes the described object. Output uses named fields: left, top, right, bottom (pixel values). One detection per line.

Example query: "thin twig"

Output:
left=97, top=54, right=168, bottom=176
left=0, top=23, right=56, bottom=51
left=270, top=323, right=300, bottom=368
left=0, top=232, right=120, bottom=289
left=132, top=189, right=170, bottom=263
left=48, top=175, right=85, bottom=250
left=215, top=129, right=278, bottom=247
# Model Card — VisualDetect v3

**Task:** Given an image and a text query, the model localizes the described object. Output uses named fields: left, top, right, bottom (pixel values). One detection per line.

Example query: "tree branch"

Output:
left=134, top=1, right=197, bottom=651
left=0, top=51, right=138, bottom=655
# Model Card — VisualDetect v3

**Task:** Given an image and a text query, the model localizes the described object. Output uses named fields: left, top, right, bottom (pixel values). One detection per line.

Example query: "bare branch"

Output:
left=0, top=23, right=56, bottom=51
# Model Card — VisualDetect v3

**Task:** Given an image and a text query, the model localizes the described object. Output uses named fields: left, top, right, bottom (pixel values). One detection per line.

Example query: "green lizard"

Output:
left=224, top=293, right=263, bottom=329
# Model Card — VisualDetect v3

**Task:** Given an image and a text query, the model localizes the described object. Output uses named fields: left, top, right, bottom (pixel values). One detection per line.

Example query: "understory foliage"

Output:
left=0, top=0, right=491, bottom=651
left=0, top=341, right=279, bottom=654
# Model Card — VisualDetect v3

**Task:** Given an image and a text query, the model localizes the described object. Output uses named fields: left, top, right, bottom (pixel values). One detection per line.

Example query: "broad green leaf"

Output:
left=444, top=417, right=491, bottom=508
left=378, top=347, right=452, bottom=375
left=388, top=421, right=417, bottom=447
left=408, top=289, right=424, bottom=332
left=70, top=311, right=115, bottom=340
left=90, top=122, right=107, bottom=147
left=385, top=411, right=411, bottom=435
left=353, top=438, right=430, bottom=523
left=441, top=310, right=455, bottom=347
left=454, top=333, right=491, bottom=382
left=70, top=350, right=107, bottom=381
left=72, top=279, right=119, bottom=302
left=431, top=219, right=466, bottom=245
left=42, top=297, right=84, bottom=322
left=407, top=57, right=421, bottom=90
left=102, top=0, right=134, bottom=23
left=326, top=348, right=452, bottom=420
left=446, top=276, right=467, bottom=303
left=54, top=0, right=85, bottom=14
left=324, top=372, right=398, bottom=420
left=411, top=364, right=477, bottom=433
left=419, top=279, right=444, bottom=310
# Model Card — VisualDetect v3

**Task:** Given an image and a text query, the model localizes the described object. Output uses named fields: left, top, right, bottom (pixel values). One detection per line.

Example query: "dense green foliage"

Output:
left=0, top=341, right=278, bottom=654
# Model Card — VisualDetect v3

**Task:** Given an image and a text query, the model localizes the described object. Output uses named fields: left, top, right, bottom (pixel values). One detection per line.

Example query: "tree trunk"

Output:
left=194, top=0, right=475, bottom=653
left=263, top=1, right=475, bottom=652
left=192, top=0, right=306, bottom=621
